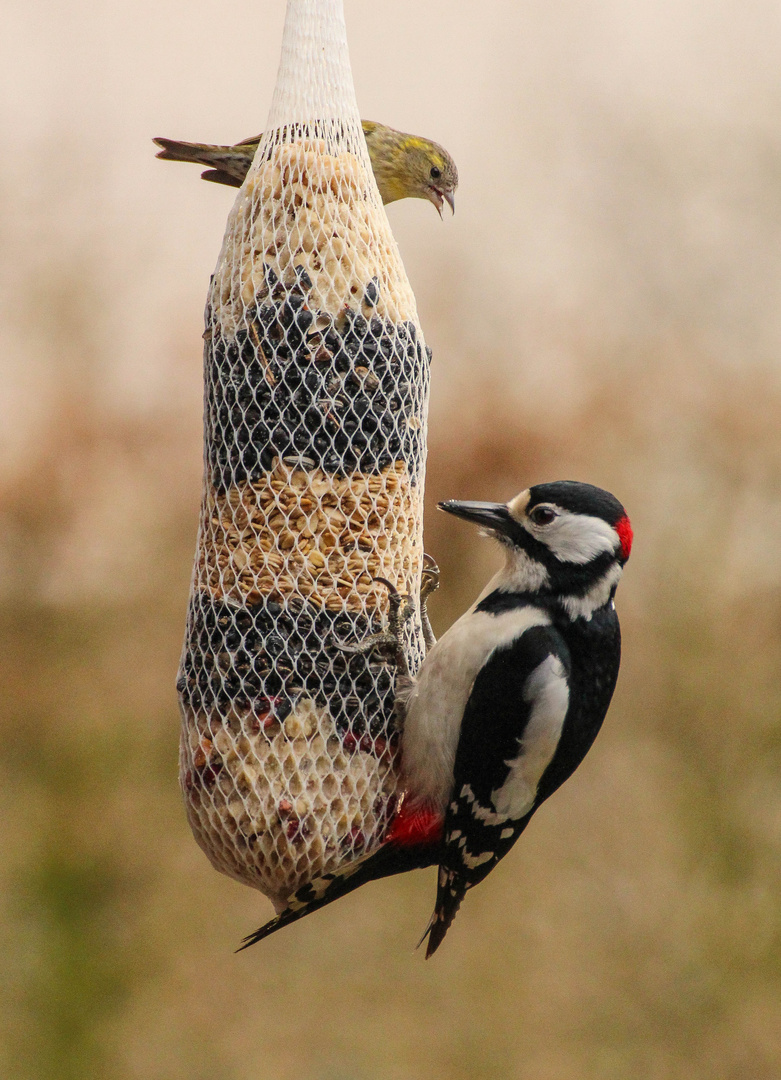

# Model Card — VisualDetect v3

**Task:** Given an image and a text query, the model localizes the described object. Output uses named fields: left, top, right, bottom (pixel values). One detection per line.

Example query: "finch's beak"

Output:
left=429, top=188, right=444, bottom=218
left=438, top=500, right=511, bottom=535
left=429, top=189, right=455, bottom=216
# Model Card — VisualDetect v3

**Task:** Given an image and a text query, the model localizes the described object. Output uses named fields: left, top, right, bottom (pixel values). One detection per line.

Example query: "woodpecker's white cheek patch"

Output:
left=532, top=510, right=619, bottom=565
left=561, top=562, right=623, bottom=620
left=490, top=654, right=569, bottom=819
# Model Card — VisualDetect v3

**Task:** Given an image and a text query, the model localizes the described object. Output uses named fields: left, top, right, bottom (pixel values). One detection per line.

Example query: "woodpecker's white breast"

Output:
left=400, top=597, right=552, bottom=811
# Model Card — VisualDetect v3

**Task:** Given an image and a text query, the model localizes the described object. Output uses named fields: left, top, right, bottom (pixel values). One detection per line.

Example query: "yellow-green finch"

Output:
left=154, top=120, right=457, bottom=215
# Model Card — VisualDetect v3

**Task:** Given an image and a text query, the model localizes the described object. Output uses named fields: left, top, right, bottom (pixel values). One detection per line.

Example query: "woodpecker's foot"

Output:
left=334, top=577, right=414, bottom=677
left=420, top=554, right=440, bottom=604
left=420, top=554, right=440, bottom=653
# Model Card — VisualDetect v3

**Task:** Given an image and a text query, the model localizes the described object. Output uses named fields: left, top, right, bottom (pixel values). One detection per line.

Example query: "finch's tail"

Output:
left=237, top=839, right=435, bottom=952
left=153, top=137, right=252, bottom=188
left=153, top=136, right=223, bottom=165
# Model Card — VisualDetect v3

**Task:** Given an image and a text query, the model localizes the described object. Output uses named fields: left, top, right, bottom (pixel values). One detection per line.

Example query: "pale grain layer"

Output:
left=198, top=458, right=422, bottom=615
left=212, top=140, right=419, bottom=335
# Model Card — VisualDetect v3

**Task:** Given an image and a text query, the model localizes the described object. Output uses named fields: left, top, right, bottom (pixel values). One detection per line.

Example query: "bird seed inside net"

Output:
left=177, top=29, right=431, bottom=912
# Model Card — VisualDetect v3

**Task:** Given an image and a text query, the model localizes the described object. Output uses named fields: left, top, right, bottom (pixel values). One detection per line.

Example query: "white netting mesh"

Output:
left=177, top=0, right=430, bottom=911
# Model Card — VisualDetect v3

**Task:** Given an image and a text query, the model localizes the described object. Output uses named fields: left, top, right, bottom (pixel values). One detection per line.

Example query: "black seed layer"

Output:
left=205, top=267, right=430, bottom=493
left=179, top=593, right=398, bottom=742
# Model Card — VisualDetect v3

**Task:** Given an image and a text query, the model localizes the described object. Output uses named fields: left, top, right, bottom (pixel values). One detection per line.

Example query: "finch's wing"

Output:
left=200, top=169, right=244, bottom=188
left=424, top=623, right=571, bottom=956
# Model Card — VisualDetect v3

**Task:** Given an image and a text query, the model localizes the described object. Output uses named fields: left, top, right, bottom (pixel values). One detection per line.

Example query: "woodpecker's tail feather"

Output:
left=422, top=868, right=466, bottom=958
left=237, top=839, right=434, bottom=952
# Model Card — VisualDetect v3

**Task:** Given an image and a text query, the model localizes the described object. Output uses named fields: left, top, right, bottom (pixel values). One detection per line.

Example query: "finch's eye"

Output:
left=430, top=166, right=442, bottom=180
left=529, top=505, right=557, bottom=526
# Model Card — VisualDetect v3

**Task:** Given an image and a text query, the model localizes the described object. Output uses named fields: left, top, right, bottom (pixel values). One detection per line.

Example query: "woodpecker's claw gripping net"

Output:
left=177, top=0, right=430, bottom=912
left=332, top=573, right=421, bottom=683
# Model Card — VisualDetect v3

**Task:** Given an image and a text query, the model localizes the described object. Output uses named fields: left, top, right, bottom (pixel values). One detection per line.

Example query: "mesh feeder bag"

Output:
left=177, top=0, right=431, bottom=913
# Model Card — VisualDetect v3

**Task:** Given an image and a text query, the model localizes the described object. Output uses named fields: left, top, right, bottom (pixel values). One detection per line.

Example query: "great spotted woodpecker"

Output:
left=239, top=481, right=632, bottom=956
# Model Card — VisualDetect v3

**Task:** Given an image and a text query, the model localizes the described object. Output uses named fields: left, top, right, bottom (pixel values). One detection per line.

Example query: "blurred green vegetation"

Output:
left=2, top=336, right=781, bottom=1079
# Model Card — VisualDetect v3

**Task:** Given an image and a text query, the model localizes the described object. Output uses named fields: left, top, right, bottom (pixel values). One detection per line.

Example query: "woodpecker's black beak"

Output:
left=438, top=500, right=511, bottom=534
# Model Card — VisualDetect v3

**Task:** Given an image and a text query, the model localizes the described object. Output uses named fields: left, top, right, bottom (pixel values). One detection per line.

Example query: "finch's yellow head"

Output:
left=362, top=122, right=459, bottom=215
left=396, top=137, right=458, bottom=215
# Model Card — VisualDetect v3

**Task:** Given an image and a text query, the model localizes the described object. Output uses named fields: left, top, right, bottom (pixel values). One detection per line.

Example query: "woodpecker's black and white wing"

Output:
left=424, top=622, right=572, bottom=956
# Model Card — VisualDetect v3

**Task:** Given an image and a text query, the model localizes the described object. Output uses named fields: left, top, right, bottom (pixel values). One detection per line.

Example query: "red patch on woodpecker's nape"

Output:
left=615, top=514, right=633, bottom=561
left=385, top=801, right=443, bottom=848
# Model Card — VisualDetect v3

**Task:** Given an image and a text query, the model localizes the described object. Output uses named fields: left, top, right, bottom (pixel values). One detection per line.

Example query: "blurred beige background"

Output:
left=2, top=1, right=781, bottom=1078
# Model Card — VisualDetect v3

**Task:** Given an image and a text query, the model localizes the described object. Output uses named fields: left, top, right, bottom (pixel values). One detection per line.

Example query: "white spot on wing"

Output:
left=462, top=850, right=493, bottom=869
left=461, top=783, right=509, bottom=825
left=490, top=654, right=569, bottom=819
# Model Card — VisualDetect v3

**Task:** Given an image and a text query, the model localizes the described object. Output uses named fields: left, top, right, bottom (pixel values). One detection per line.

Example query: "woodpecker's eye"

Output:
left=529, top=505, right=558, bottom=526
left=430, top=166, right=442, bottom=180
